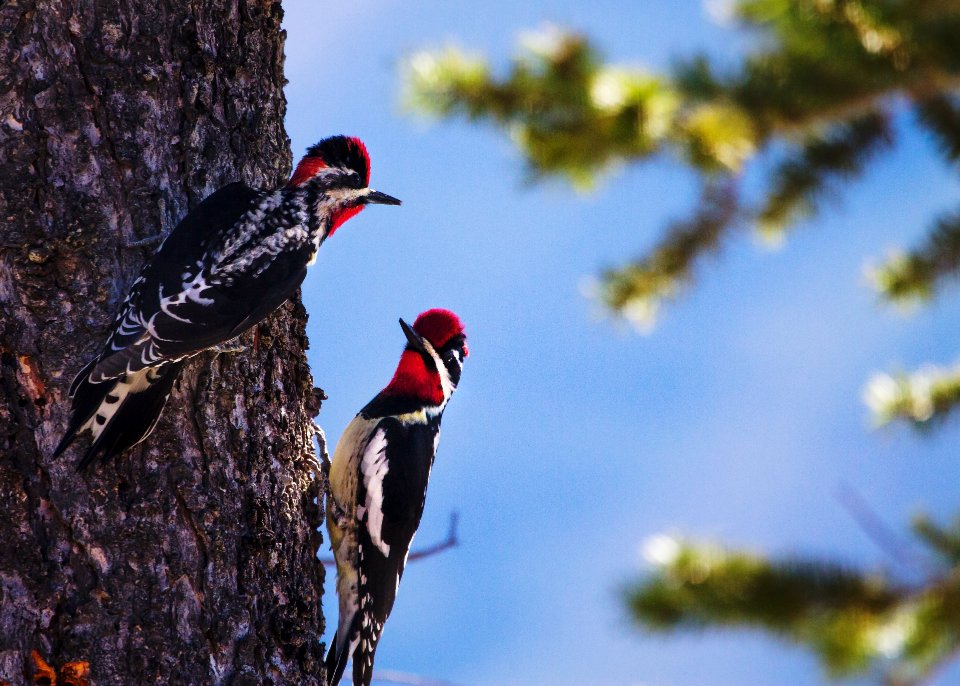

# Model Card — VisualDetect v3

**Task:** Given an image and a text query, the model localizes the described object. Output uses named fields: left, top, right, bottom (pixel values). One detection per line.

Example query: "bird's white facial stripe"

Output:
left=447, top=351, right=463, bottom=382
left=360, top=430, right=391, bottom=556
left=422, top=339, right=453, bottom=402
left=322, top=187, right=370, bottom=204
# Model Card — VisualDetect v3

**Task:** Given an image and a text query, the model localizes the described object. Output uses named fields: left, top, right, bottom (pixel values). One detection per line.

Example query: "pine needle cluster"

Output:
left=406, top=0, right=960, bottom=428
left=630, top=520, right=960, bottom=683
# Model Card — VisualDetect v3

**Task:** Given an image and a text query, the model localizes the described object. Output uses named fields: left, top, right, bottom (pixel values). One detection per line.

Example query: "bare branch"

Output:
left=407, top=512, right=459, bottom=563
left=319, top=512, right=459, bottom=567
left=834, top=481, right=927, bottom=575
left=373, top=669, right=463, bottom=686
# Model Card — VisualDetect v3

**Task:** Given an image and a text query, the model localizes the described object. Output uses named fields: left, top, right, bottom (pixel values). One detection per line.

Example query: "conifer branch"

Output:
left=598, top=181, right=739, bottom=329
left=873, top=211, right=960, bottom=303
left=406, top=29, right=682, bottom=185
left=864, top=364, right=960, bottom=428
left=916, top=95, right=960, bottom=166
left=756, top=112, right=892, bottom=238
left=405, top=16, right=960, bottom=326
left=628, top=538, right=902, bottom=676
left=628, top=533, right=960, bottom=680
left=912, top=513, right=960, bottom=569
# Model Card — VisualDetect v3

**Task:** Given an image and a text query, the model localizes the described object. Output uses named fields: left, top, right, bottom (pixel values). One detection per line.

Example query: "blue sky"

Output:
left=282, top=2, right=960, bottom=684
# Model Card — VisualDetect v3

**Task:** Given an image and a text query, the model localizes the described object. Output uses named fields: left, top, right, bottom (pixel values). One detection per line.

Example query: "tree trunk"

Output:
left=0, top=1, right=327, bottom=684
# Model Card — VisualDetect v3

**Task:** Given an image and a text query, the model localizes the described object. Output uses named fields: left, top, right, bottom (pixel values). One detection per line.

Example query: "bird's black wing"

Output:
left=86, top=183, right=308, bottom=381
left=351, top=418, right=438, bottom=685
left=56, top=182, right=266, bottom=466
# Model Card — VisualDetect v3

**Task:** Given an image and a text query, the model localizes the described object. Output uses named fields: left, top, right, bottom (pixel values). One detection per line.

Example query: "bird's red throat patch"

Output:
left=383, top=350, right=444, bottom=405
left=328, top=206, right=364, bottom=237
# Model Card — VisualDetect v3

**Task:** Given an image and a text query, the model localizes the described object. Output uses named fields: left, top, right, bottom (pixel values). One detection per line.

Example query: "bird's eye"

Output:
left=346, top=171, right=362, bottom=188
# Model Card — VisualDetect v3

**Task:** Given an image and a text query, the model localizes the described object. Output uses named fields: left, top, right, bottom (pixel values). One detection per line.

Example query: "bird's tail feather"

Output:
left=325, top=614, right=360, bottom=686
left=54, top=358, right=101, bottom=458
left=55, top=361, right=184, bottom=470
left=66, top=356, right=98, bottom=399
left=352, top=615, right=382, bottom=686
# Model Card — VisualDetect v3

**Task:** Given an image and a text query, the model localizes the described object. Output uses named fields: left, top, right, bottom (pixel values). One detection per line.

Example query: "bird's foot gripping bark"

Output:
left=318, top=444, right=334, bottom=509
left=125, top=234, right=164, bottom=249
left=326, top=490, right=349, bottom=530
left=211, top=338, right=247, bottom=355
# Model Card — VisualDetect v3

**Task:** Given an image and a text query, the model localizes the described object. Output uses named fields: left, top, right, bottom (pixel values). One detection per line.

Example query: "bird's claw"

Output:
left=125, top=234, right=164, bottom=249
left=212, top=340, right=247, bottom=355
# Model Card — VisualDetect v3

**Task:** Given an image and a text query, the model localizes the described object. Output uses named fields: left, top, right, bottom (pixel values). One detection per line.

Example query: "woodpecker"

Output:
left=55, top=135, right=401, bottom=470
left=325, top=309, right=468, bottom=686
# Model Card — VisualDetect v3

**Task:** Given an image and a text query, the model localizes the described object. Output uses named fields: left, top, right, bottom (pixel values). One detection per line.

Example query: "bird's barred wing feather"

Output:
left=83, top=182, right=308, bottom=382
left=58, top=182, right=268, bottom=466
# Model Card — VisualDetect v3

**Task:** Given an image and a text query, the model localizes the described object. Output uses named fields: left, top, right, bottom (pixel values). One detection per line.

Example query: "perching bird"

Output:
left=325, top=309, right=468, bottom=686
left=55, top=135, right=401, bottom=470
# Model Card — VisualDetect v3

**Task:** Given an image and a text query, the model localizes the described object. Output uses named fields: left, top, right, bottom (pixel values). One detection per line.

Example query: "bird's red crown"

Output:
left=412, top=308, right=468, bottom=355
left=289, top=135, right=370, bottom=187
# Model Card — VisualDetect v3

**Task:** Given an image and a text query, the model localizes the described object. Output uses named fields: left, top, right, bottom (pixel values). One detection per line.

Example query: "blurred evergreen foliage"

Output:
left=631, top=523, right=960, bottom=684
left=407, top=2, right=960, bottom=681
left=405, top=0, right=960, bottom=428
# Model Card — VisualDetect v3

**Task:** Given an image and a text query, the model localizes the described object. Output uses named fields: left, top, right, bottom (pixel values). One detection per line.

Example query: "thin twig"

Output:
left=372, top=669, right=463, bottom=686
left=407, top=512, right=459, bottom=563
left=834, top=480, right=925, bottom=574
left=319, top=512, right=459, bottom=567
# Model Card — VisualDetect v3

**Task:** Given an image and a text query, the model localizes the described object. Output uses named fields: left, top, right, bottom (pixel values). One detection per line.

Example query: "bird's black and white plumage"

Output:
left=325, top=309, right=468, bottom=686
left=55, top=135, right=401, bottom=470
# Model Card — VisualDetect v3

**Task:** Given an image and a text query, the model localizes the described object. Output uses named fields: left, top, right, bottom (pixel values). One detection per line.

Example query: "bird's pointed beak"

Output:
left=364, top=189, right=402, bottom=206
left=399, top=318, right=428, bottom=354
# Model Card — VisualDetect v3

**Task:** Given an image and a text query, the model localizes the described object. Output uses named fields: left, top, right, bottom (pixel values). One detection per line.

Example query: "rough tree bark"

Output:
left=0, top=1, right=327, bottom=684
